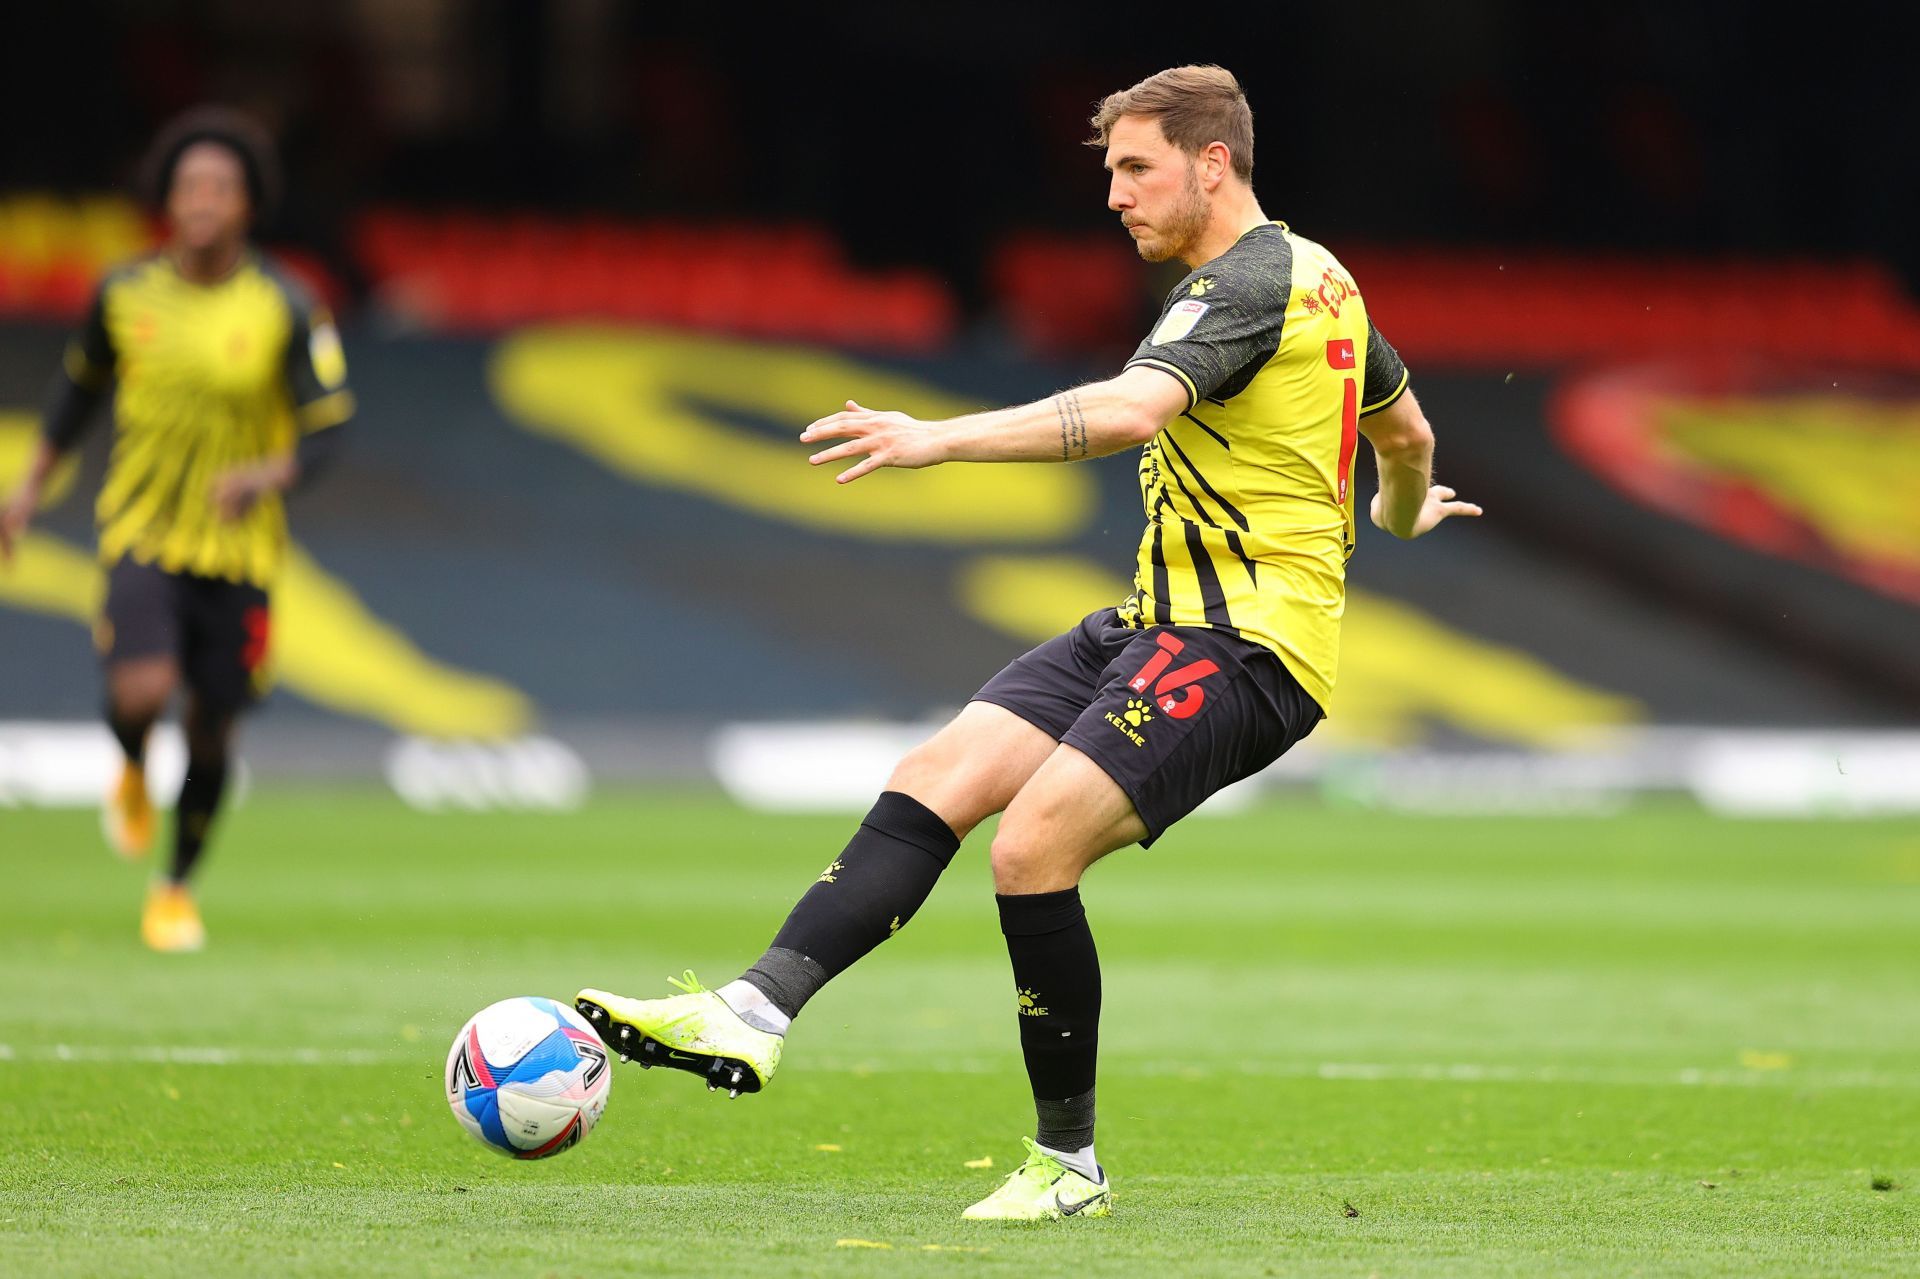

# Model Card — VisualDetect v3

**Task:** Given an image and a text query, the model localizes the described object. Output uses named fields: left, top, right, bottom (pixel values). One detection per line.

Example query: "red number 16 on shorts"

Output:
left=1126, top=633, right=1219, bottom=720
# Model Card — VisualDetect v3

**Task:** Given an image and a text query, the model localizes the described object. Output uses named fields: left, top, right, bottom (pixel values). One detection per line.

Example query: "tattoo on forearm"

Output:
left=1055, top=391, right=1090, bottom=460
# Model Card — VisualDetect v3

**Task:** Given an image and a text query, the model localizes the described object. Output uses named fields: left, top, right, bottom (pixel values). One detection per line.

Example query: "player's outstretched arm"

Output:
left=1358, top=388, right=1482, bottom=539
left=4, top=351, right=114, bottom=563
left=0, top=437, right=63, bottom=564
left=801, top=365, right=1187, bottom=484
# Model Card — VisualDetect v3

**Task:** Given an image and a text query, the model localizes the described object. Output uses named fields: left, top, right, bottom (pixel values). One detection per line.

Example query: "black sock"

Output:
left=106, top=703, right=148, bottom=766
left=740, top=791, right=961, bottom=1019
left=998, top=887, right=1101, bottom=1153
left=170, top=755, right=230, bottom=885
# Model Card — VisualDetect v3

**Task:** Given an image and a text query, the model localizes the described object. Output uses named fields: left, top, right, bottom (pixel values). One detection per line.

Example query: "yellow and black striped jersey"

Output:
left=1119, top=221, right=1408, bottom=711
left=58, top=251, right=353, bottom=587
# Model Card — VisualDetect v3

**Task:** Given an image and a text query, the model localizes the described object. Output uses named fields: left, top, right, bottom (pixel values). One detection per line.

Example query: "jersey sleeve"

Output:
left=1124, top=270, right=1288, bottom=410
left=41, top=279, right=117, bottom=450
left=65, top=281, right=117, bottom=388
left=1359, top=318, right=1410, bottom=417
left=283, top=292, right=355, bottom=435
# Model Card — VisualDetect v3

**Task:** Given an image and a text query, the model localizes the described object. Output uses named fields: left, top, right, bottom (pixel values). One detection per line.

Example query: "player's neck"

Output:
left=169, top=240, right=247, bottom=286
left=1181, top=195, right=1269, bottom=270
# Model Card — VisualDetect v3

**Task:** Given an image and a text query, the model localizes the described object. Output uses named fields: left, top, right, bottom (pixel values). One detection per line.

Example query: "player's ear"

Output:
left=1203, top=142, right=1231, bottom=189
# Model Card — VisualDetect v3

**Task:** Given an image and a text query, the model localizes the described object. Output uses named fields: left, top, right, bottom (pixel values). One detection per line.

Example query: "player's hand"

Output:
left=800, top=400, right=945, bottom=484
left=1371, top=484, right=1482, bottom=538
left=0, top=487, right=34, bottom=564
left=211, top=454, right=298, bottom=522
left=211, top=466, right=270, bottom=521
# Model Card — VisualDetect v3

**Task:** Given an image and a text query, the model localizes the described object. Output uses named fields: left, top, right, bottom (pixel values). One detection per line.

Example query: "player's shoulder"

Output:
left=1221, top=220, right=1296, bottom=268
left=1278, top=226, right=1359, bottom=286
left=1179, top=222, right=1296, bottom=305
left=94, top=251, right=169, bottom=300
left=249, top=250, right=326, bottom=318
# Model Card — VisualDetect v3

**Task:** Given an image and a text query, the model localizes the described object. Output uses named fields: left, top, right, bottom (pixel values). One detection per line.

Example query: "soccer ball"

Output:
left=445, top=996, right=611, bottom=1159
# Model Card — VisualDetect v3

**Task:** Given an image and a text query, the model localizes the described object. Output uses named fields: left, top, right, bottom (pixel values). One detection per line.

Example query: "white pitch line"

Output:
left=0, top=1044, right=407, bottom=1066
left=812, top=1056, right=1920, bottom=1090
left=1297, top=1060, right=1920, bottom=1089
left=1, top=1044, right=1915, bottom=1090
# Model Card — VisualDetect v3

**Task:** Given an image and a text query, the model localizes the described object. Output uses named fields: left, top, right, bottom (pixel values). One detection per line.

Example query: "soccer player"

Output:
left=0, top=108, right=352, bottom=951
left=576, top=65, right=1480, bottom=1219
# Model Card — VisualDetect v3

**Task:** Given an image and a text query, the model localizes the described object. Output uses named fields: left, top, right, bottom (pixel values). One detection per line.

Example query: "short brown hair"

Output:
left=1088, top=65, right=1254, bottom=182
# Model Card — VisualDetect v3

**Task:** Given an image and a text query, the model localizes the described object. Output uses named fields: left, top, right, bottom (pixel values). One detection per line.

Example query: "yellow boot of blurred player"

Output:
left=102, top=761, right=156, bottom=859
left=141, top=881, right=206, bottom=953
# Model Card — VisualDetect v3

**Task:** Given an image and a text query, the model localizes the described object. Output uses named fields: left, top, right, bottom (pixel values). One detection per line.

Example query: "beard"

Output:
left=1132, top=165, right=1210, bottom=263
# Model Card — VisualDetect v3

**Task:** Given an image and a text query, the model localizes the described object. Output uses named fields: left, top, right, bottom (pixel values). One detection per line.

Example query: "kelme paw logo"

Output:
left=1122, top=697, right=1154, bottom=727
left=1017, top=987, right=1049, bottom=1017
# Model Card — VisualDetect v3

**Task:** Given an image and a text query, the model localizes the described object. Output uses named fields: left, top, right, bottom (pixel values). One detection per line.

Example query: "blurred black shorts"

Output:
left=972, top=608, right=1322, bottom=845
left=98, top=557, right=272, bottom=710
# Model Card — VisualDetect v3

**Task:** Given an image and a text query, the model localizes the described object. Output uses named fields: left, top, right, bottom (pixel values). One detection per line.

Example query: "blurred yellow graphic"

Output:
left=1660, top=395, right=1920, bottom=566
left=957, top=554, right=1640, bottom=747
left=1, top=420, right=529, bottom=738
left=491, top=327, right=1094, bottom=543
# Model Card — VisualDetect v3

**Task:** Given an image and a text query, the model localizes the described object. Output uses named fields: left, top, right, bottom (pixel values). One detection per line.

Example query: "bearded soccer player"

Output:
left=0, top=108, right=352, bottom=952
left=577, top=65, right=1479, bottom=1219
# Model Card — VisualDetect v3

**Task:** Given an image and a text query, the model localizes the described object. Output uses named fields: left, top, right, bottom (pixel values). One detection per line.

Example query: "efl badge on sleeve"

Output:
left=310, top=319, right=348, bottom=389
left=1151, top=299, right=1209, bottom=346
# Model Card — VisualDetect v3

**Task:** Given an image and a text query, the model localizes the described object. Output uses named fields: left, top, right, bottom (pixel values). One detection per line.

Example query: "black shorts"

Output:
left=972, top=608, right=1323, bottom=845
left=98, top=558, right=272, bottom=710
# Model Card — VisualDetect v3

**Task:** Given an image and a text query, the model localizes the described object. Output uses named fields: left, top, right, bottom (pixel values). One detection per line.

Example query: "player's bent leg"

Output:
left=972, top=745, right=1143, bottom=1217
left=577, top=703, right=1060, bottom=1097
left=99, top=560, right=183, bottom=859
left=102, top=654, right=177, bottom=861
left=579, top=621, right=1103, bottom=1098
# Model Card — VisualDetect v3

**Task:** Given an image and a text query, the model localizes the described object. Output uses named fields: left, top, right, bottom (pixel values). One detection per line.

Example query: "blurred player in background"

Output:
left=578, top=66, right=1479, bottom=1218
left=0, top=107, right=353, bottom=952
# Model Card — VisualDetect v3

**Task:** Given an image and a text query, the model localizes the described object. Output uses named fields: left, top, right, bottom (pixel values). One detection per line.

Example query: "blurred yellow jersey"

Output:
left=1119, top=221, right=1409, bottom=711
left=62, top=252, right=353, bottom=587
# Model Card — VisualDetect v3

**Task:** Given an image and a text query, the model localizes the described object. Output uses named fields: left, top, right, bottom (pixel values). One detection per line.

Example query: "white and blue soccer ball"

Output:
left=445, top=996, right=611, bottom=1159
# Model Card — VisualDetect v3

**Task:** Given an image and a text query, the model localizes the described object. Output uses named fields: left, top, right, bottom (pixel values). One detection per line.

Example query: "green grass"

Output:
left=2, top=789, right=1916, bottom=1277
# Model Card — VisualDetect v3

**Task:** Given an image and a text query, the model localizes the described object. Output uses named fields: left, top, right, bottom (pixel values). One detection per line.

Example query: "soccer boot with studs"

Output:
left=102, top=761, right=156, bottom=860
left=140, top=881, right=206, bottom=953
left=575, top=971, right=781, bottom=1098
left=962, top=1137, right=1112, bottom=1221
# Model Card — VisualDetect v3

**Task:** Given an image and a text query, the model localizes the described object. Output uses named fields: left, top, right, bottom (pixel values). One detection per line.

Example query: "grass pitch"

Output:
left=2, top=788, right=1916, bottom=1277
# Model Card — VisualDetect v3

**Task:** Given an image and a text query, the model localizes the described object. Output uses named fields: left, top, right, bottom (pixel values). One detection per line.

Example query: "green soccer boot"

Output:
left=962, top=1137, right=1112, bottom=1220
left=575, top=972, right=782, bottom=1097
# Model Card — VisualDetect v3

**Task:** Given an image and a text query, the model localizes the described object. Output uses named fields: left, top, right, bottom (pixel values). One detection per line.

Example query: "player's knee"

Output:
left=111, top=682, right=171, bottom=724
left=109, top=658, right=177, bottom=722
left=989, top=825, right=1057, bottom=894
left=886, top=738, right=983, bottom=838
left=885, top=736, right=947, bottom=796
